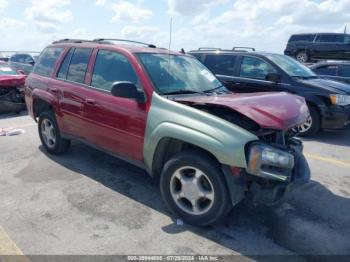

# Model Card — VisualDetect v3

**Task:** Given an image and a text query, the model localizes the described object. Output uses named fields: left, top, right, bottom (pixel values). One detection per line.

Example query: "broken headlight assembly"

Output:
left=246, top=143, right=294, bottom=182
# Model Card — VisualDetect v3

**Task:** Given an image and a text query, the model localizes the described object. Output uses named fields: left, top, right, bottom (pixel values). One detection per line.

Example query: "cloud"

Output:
left=168, top=0, right=227, bottom=16
left=110, top=1, right=153, bottom=23
left=0, top=0, right=8, bottom=13
left=24, top=0, right=73, bottom=32
left=121, top=26, right=168, bottom=47
left=0, top=18, right=26, bottom=29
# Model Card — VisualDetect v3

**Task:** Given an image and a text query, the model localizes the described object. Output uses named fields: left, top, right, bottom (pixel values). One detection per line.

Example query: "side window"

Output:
left=289, top=34, right=315, bottom=43
left=340, top=65, right=350, bottom=77
left=57, top=48, right=74, bottom=79
left=316, top=34, right=336, bottom=43
left=91, top=50, right=138, bottom=92
left=334, top=35, right=345, bottom=43
left=33, top=47, right=63, bottom=77
left=315, top=65, right=337, bottom=76
left=204, top=55, right=236, bottom=76
left=240, top=56, right=276, bottom=80
left=66, top=48, right=92, bottom=84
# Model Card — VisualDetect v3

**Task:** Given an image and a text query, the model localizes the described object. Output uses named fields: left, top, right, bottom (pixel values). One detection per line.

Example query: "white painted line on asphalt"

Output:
left=305, top=153, right=350, bottom=168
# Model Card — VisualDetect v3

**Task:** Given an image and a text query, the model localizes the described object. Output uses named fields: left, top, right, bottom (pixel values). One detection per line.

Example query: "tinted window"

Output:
left=340, top=65, right=350, bottom=77
left=316, top=35, right=336, bottom=43
left=315, top=65, right=337, bottom=76
left=240, top=56, right=276, bottom=80
left=91, top=50, right=138, bottom=92
left=289, top=34, right=315, bottom=42
left=66, top=48, right=92, bottom=84
left=204, top=55, right=236, bottom=76
left=33, top=47, right=63, bottom=77
left=57, top=48, right=74, bottom=79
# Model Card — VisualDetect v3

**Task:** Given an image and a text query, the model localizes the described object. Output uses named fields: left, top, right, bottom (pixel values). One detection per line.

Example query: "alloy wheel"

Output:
left=41, top=118, right=56, bottom=148
left=170, top=166, right=215, bottom=215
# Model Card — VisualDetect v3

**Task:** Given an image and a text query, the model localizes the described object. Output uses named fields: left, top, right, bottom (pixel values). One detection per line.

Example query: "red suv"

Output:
left=25, top=39, right=310, bottom=226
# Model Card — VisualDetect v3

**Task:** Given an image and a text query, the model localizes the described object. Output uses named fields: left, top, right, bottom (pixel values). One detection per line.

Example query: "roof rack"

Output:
left=93, top=38, right=156, bottom=48
left=232, top=46, right=255, bottom=52
left=52, top=38, right=157, bottom=48
left=198, top=47, right=221, bottom=51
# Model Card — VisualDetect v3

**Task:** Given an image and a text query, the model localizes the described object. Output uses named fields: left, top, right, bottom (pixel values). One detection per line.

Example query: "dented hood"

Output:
left=0, top=75, right=26, bottom=87
left=174, top=92, right=309, bottom=130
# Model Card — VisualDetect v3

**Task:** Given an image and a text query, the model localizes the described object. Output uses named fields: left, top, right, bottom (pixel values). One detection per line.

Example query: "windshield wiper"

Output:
left=204, top=85, right=225, bottom=93
left=163, top=89, right=207, bottom=95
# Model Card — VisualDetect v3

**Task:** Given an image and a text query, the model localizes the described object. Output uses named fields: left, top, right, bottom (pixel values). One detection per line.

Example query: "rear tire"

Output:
left=295, top=51, right=309, bottom=63
left=38, top=111, right=70, bottom=155
left=160, top=151, right=231, bottom=226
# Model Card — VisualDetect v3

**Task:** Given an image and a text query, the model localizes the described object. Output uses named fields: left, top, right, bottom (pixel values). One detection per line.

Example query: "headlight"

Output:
left=246, top=143, right=294, bottom=181
left=330, top=94, right=350, bottom=106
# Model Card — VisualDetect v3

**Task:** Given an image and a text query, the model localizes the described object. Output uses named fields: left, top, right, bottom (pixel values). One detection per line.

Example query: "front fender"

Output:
left=144, top=93, right=258, bottom=173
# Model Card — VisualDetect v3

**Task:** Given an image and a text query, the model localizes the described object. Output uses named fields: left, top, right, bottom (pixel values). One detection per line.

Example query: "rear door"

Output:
left=203, top=54, right=241, bottom=91
left=313, top=34, right=339, bottom=59
left=50, top=47, right=93, bottom=136
left=81, top=49, right=147, bottom=163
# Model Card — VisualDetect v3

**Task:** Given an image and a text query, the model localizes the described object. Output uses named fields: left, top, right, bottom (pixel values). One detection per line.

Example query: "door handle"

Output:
left=85, top=99, right=96, bottom=105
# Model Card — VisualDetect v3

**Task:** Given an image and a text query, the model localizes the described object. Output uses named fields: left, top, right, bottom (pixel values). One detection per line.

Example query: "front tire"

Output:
left=38, top=111, right=70, bottom=155
left=160, top=151, right=231, bottom=226
left=295, top=105, right=320, bottom=137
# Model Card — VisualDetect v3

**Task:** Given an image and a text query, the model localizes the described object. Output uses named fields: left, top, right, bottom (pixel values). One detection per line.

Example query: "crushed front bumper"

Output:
left=246, top=140, right=311, bottom=206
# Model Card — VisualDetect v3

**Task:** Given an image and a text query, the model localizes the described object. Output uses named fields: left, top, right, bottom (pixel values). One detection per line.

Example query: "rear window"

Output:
left=33, top=47, right=63, bottom=77
left=204, top=55, right=237, bottom=76
left=289, top=34, right=315, bottom=43
left=66, top=48, right=92, bottom=84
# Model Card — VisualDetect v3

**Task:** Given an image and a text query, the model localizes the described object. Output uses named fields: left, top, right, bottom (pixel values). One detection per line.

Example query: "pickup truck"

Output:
left=25, top=39, right=311, bottom=226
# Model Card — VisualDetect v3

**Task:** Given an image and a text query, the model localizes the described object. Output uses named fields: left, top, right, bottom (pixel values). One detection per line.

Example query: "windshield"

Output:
left=137, top=53, right=222, bottom=94
left=265, top=53, right=316, bottom=78
left=0, top=65, right=18, bottom=76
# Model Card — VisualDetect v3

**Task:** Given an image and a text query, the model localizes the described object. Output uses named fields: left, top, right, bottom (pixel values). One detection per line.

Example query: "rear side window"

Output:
left=289, top=34, right=315, bottom=43
left=340, top=65, right=350, bottom=77
left=66, top=48, right=92, bottom=84
left=57, top=48, right=74, bottom=79
left=91, top=50, right=138, bottom=92
left=240, top=56, right=276, bottom=80
left=315, top=65, right=338, bottom=76
left=204, top=55, right=236, bottom=76
left=33, top=47, right=63, bottom=77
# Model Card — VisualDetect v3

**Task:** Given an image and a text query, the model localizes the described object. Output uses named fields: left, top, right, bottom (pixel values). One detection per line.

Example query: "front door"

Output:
left=82, top=49, right=147, bottom=163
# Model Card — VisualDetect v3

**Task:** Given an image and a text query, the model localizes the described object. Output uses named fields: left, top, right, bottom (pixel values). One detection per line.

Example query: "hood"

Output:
left=0, top=75, right=26, bottom=87
left=173, top=92, right=309, bottom=130
left=298, top=77, right=350, bottom=94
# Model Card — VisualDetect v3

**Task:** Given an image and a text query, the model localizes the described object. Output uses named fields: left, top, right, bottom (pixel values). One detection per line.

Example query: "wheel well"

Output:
left=306, top=101, right=321, bottom=123
left=33, top=98, right=53, bottom=119
left=151, top=138, right=220, bottom=182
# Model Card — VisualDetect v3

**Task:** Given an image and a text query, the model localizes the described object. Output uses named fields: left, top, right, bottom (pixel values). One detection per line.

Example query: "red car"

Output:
left=0, top=61, right=26, bottom=113
left=25, top=39, right=310, bottom=225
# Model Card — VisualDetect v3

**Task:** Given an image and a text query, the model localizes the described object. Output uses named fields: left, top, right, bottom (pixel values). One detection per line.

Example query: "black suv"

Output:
left=284, top=33, right=350, bottom=63
left=310, top=61, right=350, bottom=84
left=189, top=48, right=350, bottom=136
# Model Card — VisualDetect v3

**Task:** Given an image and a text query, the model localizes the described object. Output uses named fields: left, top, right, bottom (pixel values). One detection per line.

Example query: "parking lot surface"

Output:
left=0, top=113, right=349, bottom=259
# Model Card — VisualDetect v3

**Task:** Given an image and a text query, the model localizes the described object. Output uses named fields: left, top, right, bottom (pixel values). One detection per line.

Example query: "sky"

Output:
left=0, top=0, right=350, bottom=54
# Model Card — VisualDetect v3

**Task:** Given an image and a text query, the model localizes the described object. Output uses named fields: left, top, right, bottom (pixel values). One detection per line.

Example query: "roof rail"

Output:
left=52, top=39, right=96, bottom=44
left=93, top=38, right=156, bottom=48
left=232, top=46, right=255, bottom=51
left=198, top=47, right=221, bottom=51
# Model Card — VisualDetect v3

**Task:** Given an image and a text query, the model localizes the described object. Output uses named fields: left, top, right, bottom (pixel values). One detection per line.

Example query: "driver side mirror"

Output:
left=111, top=81, right=146, bottom=103
left=29, top=61, right=35, bottom=66
left=265, top=73, right=281, bottom=83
